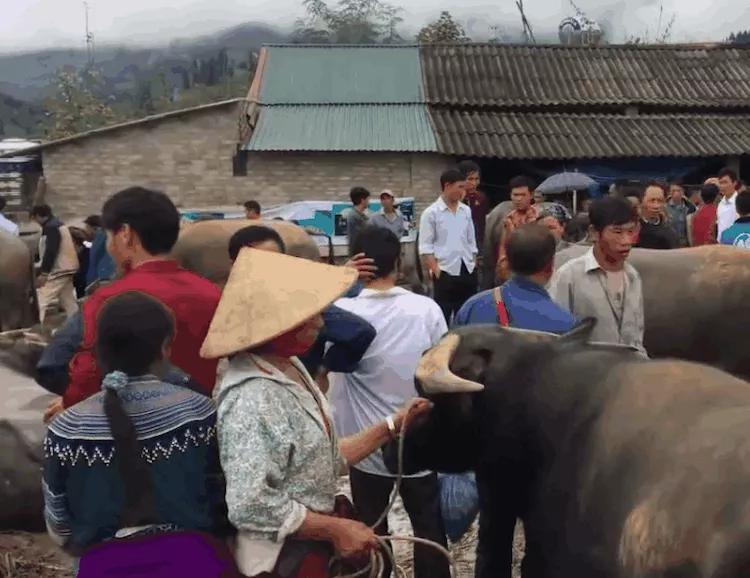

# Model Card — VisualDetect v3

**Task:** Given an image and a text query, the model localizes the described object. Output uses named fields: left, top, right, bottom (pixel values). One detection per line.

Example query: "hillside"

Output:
left=0, top=93, right=46, bottom=138
left=0, top=22, right=288, bottom=138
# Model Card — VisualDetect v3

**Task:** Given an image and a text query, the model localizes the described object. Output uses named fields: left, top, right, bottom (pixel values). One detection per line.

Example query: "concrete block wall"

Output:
left=41, top=103, right=243, bottom=218
left=39, top=103, right=454, bottom=219
left=239, top=151, right=453, bottom=214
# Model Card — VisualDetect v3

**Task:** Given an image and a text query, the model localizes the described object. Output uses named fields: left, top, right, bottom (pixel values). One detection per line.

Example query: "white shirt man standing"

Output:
left=330, top=224, right=451, bottom=578
left=717, top=168, right=739, bottom=242
left=419, top=168, right=478, bottom=323
left=0, top=196, right=19, bottom=236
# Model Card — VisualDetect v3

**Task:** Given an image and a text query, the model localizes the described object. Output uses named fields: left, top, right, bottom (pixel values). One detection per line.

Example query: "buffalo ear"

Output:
left=559, top=317, right=596, bottom=345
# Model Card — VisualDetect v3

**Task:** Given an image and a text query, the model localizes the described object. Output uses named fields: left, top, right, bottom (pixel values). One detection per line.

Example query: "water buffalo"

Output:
left=389, top=323, right=750, bottom=578
left=172, top=219, right=321, bottom=287
left=554, top=244, right=750, bottom=381
left=0, top=230, right=38, bottom=331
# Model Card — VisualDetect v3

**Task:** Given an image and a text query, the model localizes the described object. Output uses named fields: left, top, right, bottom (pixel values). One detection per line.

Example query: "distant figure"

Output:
left=72, top=215, right=103, bottom=298
left=717, top=168, right=740, bottom=242
left=346, top=187, right=371, bottom=251
left=495, top=176, right=540, bottom=283
left=0, top=196, right=19, bottom=236
left=370, top=190, right=407, bottom=238
left=690, top=184, right=719, bottom=246
left=31, top=204, right=80, bottom=323
left=458, top=160, right=489, bottom=254
left=665, top=179, right=696, bottom=247
left=419, top=169, right=478, bottom=324
left=244, top=200, right=261, bottom=220
left=720, top=190, right=750, bottom=249
left=636, top=182, right=679, bottom=250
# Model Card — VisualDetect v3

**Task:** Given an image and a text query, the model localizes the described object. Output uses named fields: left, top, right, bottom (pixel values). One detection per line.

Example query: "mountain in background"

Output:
left=0, top=22, right=287, bottom=138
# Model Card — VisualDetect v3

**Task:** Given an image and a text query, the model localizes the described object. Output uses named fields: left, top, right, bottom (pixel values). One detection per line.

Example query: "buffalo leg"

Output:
left=475, top=472, right=518, bottom=578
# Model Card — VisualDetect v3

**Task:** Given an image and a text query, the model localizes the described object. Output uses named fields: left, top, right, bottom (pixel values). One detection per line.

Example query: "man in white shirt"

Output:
left=0, top=196, right=20, bottom=236
left=717, top=168, right=739, bottom=242
left=331, top=225, right=450, bottom=578
left=419, top=168, right=478, bottom=323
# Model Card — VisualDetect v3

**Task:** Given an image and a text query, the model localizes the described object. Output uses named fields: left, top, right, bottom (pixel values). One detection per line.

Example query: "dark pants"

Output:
left=433, top=262, right=477, bottom=324
left=349, top=468, right=450, bottom=578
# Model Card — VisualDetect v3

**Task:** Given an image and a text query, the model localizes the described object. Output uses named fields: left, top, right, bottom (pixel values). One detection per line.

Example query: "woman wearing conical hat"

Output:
left=201, top=248, right=431, bottom=578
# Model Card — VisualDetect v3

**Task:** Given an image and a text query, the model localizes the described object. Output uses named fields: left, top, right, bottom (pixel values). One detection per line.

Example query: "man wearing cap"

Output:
left=370, top=190, right=408, bottom=239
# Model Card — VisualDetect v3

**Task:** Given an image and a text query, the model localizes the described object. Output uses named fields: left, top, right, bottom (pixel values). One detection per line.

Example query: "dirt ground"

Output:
left=0, top=532, right=74, bottom=578
left=0, top=491, right=524, bottom=578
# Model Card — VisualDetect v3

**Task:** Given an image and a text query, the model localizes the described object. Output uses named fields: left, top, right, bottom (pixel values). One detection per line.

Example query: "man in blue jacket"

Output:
left=454, top=223, right=577, bottom=332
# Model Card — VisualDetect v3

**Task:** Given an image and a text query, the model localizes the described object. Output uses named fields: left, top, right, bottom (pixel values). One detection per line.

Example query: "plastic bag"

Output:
left=437, top=472, right=479, bottom=543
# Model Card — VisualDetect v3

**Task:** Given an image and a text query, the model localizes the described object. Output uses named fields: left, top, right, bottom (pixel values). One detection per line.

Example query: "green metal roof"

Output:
left=245, top=104, right=438, bottom=152
left=259, top=45, right=424, bottom=104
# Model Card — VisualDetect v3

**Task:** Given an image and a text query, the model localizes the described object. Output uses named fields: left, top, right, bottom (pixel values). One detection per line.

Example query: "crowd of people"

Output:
left=0, top=160, right=746, bottom=578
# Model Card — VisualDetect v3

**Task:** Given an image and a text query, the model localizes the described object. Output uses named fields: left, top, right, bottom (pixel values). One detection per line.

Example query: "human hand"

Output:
left=329, top=518, right=379, bottom=559
left=43, top=397, right=65, bottom=424
left=393, top=397, right=433, bottom=433
left=344, top=253, right=377, bottom=281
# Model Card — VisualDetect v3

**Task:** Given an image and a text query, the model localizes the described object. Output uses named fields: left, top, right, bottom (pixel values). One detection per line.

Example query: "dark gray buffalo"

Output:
left=388, top=322, right=750, bottom=578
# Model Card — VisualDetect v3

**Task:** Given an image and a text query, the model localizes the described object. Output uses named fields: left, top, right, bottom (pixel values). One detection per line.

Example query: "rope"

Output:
left=331, top=415, right=459, bottom=578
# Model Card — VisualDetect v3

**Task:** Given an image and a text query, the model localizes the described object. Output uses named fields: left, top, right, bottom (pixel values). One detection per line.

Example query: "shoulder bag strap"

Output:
left=493, top=286, right=511, bottom=327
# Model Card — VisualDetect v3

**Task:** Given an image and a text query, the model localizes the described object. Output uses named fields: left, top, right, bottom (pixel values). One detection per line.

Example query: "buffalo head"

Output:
left=384, top=319, right=598, bottom=476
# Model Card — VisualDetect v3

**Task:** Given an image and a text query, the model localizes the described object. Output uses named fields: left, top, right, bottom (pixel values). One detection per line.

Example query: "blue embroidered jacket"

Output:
left=453, top=276, right=577, bottom=334
left=42, top=376, right=227, bottom=553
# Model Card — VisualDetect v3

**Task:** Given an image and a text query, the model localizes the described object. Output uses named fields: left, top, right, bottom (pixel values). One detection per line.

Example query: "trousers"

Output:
left=432, top=262, right=477, bottom=325
left=349, top=468, right=450, bottom=578
left=38, top=274, right=78, bottom=323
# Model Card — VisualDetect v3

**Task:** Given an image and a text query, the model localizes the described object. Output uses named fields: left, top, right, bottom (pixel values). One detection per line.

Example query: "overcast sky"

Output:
left=1, top=0, right=748, bottom=52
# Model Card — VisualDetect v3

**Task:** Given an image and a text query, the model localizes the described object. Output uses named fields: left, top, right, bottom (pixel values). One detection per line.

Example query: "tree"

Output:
left=43, top=68, right=116, bottom=139
left=417, top=11, right=470, bottom=44
left=293, top=0, right=404, bottom=44
left=728, top=31, right=750, bottom=44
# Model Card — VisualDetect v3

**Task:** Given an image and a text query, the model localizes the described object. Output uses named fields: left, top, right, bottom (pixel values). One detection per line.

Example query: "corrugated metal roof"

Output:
left=430, top=109, right=750, bottom=159
left=259, top=46, right=424, bottom=104
left=245, top=105, right=438, bottom=152
left=420, top=44, right=750, bottom=109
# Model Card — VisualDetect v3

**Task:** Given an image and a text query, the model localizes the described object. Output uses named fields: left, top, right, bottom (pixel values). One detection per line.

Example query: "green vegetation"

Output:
left=417, top=12, right=470, bottom=44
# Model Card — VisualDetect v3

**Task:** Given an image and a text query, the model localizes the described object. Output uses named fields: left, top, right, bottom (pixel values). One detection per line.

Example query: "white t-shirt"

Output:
left=0, top=213, right=19, bottom=236
left=717, top=192, right=738, bottom=242
left=329, top=286, right=448, bottom=477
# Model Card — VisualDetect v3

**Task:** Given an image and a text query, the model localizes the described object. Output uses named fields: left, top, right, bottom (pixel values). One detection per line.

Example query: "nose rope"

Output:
left=331, top=414, right=459, bottom=578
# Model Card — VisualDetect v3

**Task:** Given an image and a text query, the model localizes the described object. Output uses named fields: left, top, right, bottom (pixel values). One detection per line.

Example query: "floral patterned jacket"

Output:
left=215, top=353, right=347, bottom=576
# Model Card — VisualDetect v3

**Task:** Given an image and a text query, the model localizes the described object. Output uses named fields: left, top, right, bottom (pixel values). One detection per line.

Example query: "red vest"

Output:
left=65, top=260, right=221, bottom=408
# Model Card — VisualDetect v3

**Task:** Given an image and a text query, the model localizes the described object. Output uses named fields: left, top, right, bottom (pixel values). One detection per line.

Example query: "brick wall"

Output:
left=40, top=103, right=454, bottom=219
left=41, top=103, right=243, bottom=218
left=241, top=151, right=453, bottom=214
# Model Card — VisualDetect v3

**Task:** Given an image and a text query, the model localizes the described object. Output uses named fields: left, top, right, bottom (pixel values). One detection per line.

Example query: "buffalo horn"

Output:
left=416, top=334, right=485, bottom=395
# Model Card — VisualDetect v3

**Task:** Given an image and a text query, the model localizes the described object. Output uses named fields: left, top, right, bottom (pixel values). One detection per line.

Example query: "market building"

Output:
left=3, top=43, right=750, bottom=217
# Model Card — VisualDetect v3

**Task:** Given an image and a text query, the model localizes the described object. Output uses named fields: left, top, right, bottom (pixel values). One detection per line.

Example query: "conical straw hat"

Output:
left=200, top=247, right=357, bottom=359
